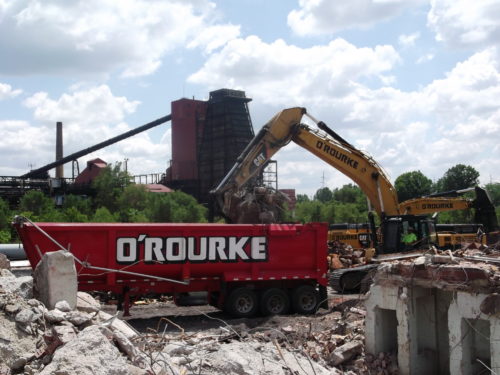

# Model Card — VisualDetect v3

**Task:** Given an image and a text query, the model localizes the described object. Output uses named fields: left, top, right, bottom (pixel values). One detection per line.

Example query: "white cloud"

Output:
left=398, top=32, right=421, bottom=47
left=187, top=24, right=241, bottom=54
left=189, top=32, right=500, bottom=189
left=23, top=85, right=140, bottom=126
left=0, top=0, right=239, bottom=77
left=0, top=120, right=53, bottom=174
left=287, top=0, right=425, bottom=35
left=0, top=85, right=171, bottom=177
left=374, top=47, right=500, bottom=183
left=428, top=0, right=500, bottom=49
left=421, top=47, right=500, bottom=121
left=188, top=36, right=401, bottom=111
left=0, top=82, right=22, bottom=100
left=416, top=53, right=435, bottom=64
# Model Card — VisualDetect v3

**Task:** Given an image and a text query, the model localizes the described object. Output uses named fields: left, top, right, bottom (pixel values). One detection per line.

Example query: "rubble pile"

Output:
left=130, top=300, right=393, bottom=375
left=373, top=242, right=500, bottom=293
left=0, top=263, right=403, bottom=374
left=0, top=268, right=147, bottom=374
left=225, top=186, right=289, bottom=223
left=455, top=239, right=500, bottom=255
left=327, top=241, right=367, bottom=269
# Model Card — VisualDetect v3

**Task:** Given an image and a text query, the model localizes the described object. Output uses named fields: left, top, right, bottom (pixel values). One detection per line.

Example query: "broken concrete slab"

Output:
left=329, top=340, right=363, bottom=366
left=96, top=311, right=139, bottom=340
left=39, top=325, right=133, bottom=375
left=76, top=291, right=101, bottom=313
left=0, top=269, right=33, bottom=299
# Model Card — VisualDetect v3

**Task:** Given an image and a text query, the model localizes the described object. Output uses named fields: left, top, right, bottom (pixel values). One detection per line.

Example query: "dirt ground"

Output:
left=101, top=289, right=364, bottom=335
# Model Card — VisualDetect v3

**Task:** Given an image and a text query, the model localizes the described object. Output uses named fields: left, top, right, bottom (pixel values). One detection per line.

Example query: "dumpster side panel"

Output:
left=15, top=222, right=328, bottom=293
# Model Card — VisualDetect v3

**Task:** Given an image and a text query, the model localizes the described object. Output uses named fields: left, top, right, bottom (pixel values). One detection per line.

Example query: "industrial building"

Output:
left=165, top=88, right=255, bottom=204
left=0, top=88, right=285, bottom=208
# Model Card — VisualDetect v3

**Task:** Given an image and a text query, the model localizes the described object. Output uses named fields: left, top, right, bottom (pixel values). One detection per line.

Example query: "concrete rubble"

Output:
left=0, top=271, right=376, bottom=374
left=328, top=241, right=368, bottom=269
left=0, top=253, right=391, bottom=375
left=2, top=239, right=498, bottom=374
left=225, top=186, right=290, bottom=223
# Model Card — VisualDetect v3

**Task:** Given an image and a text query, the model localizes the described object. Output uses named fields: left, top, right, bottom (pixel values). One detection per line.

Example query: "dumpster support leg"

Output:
left=123, top=288, right=131, bottom=317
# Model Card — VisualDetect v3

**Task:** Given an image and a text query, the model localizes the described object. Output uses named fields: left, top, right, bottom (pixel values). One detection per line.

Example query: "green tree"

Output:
left=146, top=191, right=207, bottom=223
left=295, top=200, right=324, bottom=223
left=485, top=182, right=500, bottom=224
left=321, top=202, right=336, bottom=223
left=332, top=184, right=361, bottom=203
left=117, top=184, right=149, bottom=222
left=0, top=198, right=11, bottom=243
left=296, top=194, right=310, bottom=203
left=485, top=182, right=500, bottom=206
left=436, top=164, right=480, bottom=192
left=314, top=187, right=333, bottom=203
left=395, top=171, right=433, bottom=202
left=18, top=191, right=63, bottom=221
left=63, top=195, right=92, bottom=217
left=92, top=163, right=132, bottom=212
left=19, top=191, right=53, bottom=216
left=436, top=210, right=471, bottom=225
left=62, top=206, right=88, bottom=222
left=335, top=203, right=366, bottom=222
left=92, top=207, right=118, bottom=222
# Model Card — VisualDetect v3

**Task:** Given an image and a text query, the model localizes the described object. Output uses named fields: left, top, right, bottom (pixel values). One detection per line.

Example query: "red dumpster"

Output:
left=14, top=220, right=328, bottom=317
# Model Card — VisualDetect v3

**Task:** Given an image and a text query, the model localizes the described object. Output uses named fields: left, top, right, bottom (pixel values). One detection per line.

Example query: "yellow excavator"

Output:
left=329, top=186, right=497, bottom=250
left=211, top=107, right=499, bottom=291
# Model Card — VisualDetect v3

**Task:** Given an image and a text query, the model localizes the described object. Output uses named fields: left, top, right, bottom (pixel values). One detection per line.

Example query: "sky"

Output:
left=0, top=0, right=499, bottom=197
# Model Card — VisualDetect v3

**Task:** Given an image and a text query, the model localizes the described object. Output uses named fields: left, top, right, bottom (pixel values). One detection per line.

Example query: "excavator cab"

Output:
left=379, top=215, right=437, bottom=254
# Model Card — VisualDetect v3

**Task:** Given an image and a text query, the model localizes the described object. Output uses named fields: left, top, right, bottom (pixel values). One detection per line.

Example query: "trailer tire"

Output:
left=225, top=288, right=258, bottom=318
left=260, top=288, right=290, bottom=316
left=291, top=285, right=318, bottom=314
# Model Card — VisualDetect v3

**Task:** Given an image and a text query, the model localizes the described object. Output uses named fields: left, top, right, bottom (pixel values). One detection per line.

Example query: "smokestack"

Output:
left=55, top=121, right=63, bottom=178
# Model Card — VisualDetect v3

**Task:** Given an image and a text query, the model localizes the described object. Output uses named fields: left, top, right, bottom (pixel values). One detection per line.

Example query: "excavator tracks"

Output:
left=329, top=264, right=379, bottom=293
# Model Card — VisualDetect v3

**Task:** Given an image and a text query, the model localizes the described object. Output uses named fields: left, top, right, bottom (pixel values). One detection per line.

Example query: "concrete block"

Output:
left=0, top=253, right=10, bottom=270
left=33, top=250, right=77, bottom=310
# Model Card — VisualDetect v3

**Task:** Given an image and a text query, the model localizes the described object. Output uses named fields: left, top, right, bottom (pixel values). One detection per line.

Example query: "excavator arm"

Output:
left=212, top=107, right=305, bottom=196
left=212, top=107, right=400, bottom=219
left=399, top=186, right=499, bottom=233
left=292, top=124, right=399, bottom=216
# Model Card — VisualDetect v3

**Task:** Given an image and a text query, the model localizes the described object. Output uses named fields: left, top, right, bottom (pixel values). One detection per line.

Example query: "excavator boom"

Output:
left=212, top=107, right=400, bottom=218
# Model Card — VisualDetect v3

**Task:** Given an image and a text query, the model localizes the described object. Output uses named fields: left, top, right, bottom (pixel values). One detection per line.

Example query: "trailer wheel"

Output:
left=291, top=285, right=318, bottom=314
left=225, top=288, right=258, bottom=318
left=260, top=288, right=290, bottom=316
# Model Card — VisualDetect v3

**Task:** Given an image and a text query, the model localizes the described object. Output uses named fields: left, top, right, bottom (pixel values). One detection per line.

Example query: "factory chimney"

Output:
left=55, top=121, right=63, bottom=178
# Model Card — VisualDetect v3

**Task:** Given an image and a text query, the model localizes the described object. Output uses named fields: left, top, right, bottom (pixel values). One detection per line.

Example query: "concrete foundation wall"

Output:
left=365, top=284, right=500, bottom=375
left=448, top=292, right=499, bottom=374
